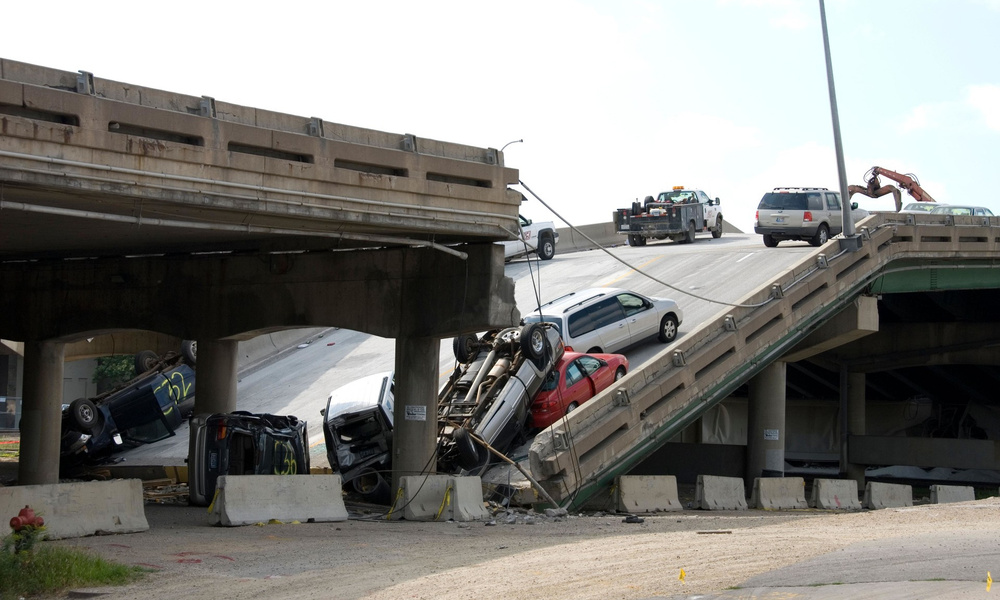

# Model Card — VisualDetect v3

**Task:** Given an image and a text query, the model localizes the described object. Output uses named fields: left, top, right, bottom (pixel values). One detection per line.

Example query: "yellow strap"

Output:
left=207, top=488, right=220, bottom=514
left=435, top=485, right=453, bottom=521
left=386, top=487, right=404, bottom=520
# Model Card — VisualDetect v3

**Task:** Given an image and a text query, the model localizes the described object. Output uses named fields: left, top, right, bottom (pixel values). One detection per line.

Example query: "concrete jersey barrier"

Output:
left=208, top=474, right=348, bottom=526
left=390, top=475, right=489, bottom=522
left=930, top=484, right=975, bottom=504
left=863, top=481, right=913, bottom=509
left=0, top=479, right=148, bottom=539
left=696, top=475, right=748, bottom=510
left=750, top=477, right=808, bottom=509
left=810, top=478, right=862, bottom=510
left=616, top=475, right=683, bottom=513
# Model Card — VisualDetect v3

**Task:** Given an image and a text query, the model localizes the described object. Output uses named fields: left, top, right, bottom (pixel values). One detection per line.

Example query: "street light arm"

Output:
left=500, top=139, right=523, bottom=153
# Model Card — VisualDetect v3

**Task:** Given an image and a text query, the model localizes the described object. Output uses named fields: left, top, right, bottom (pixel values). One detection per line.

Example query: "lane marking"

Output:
left=602, top=255, right=666, bottom=287
left=736, top=253, right=755, bottom=263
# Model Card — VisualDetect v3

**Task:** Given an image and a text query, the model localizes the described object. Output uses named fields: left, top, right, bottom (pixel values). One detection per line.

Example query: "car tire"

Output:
left=627, top=234, right=639, bottom=247
left=520, top=323, right=547, bottom=361
left=643, top=195, right=656, bottom=208
left=69, top=398, right=99, bottom=430
left=565, top=402, right=579, bottom=415
left=453, top=333, right=480, bottom=363
left=762, top=234, right=778, bottom=248
left=452, top=427, right=485, bottom=473
left=134, top=350, right=159, bottom=374
left=537, top=234, right=555, bottom=261
left=614, top=366, right=627, bottom=380
left=586, top=346, right=603, bottom=354
left=684, top=221, right=696, bottom=244
left=712, top=216, right=723, bottom=238
left=810, top=224, right=829, bottom=247
left=658, top=314, right=679, bottom=343
left=181, top=340, right=197, bottom=365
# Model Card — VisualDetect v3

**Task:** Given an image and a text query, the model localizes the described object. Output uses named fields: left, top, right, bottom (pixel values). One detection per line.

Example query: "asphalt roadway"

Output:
left=37, top=494, right=1000, bottom=600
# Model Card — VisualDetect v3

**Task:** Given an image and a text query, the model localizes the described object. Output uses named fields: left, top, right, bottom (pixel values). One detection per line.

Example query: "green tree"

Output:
left=92, top=355, right=136, bottom=393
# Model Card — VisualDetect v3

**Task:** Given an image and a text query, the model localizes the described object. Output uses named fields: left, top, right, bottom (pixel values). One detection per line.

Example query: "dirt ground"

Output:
left=32, top=492, right=1000, bottom=600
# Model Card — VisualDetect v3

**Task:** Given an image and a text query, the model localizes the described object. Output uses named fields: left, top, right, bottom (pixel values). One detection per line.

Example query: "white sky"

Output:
left=3, top=0, right=998, bottom=234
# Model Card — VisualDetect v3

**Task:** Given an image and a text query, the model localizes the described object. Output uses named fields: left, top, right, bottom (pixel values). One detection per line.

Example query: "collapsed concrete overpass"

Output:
left=529, top=212, right=1000, bottom=509
left=0, top=57, right=521, bottom=488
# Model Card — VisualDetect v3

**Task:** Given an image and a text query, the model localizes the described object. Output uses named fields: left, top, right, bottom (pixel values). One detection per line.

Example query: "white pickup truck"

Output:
left=502, top=214, right=559, bottom=261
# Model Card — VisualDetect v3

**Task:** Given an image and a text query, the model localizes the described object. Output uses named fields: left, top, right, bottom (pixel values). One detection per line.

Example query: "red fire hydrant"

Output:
left=9, top=505, right=44, bottom=532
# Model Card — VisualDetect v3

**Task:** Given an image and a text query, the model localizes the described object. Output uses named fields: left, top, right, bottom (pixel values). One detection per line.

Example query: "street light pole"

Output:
left=819, top=0, right=861, bottom=251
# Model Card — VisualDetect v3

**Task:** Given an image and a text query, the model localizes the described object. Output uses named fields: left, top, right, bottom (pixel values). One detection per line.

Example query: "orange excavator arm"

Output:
left=848, top=166, right=936, bottom=212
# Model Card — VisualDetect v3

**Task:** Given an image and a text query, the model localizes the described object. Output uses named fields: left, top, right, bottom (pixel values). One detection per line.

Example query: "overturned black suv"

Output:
left=188, top=411, right=310, bottom=506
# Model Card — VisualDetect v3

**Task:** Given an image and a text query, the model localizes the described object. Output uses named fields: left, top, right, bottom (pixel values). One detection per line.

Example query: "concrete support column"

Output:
left=193, top=339, right=239, bottom=415
left=391, top=336, right=439, bottom=494
left=844, top=371, right=866, bottom=487
left=18, top=341, right=65, bottom=485
left=746, top=361, right=786, bottom=486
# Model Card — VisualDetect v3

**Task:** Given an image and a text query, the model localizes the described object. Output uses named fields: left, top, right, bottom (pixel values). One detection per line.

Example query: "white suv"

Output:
left=522, top=287, right=682, bottom=354
left=754, top=187, right=867, bottom=247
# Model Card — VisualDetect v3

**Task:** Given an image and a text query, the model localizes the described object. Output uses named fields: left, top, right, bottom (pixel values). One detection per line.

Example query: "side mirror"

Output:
left=851, top=202, right=859, bottom=210
left=707, top=199, right=714, bottom=206
left=715, top=197, right=721, bottom=206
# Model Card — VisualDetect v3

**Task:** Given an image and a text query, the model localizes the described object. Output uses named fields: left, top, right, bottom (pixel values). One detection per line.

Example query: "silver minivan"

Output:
left=521, top=287, right=682, bottom=354
left=754, top=187, right=867, bottom=247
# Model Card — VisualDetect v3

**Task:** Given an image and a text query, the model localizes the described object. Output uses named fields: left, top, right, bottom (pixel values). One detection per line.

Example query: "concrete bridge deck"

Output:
left=0, top=57, right=520, bottom=261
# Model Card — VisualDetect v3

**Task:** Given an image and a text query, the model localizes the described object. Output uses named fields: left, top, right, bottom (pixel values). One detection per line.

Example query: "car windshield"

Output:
left=903, top=203, right=937, bottom=213
left=539, top=368, right=561, bottom=392
left=758, top=192, right=807, bottom=210
left=657, top=190, right=698, bottom=204
left=931, top=206, right=975, bottom=215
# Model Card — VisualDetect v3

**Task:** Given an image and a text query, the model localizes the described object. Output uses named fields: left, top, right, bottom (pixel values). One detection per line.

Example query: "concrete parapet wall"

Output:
left=236, top=328, right=329, bottom=373
left=208, top=474, right=347, bottom=526
left=750, top=477, right=808, bottom=509
left=616, top=475, right=683, bottom=513
left=0, top=479, right=147, bottom=539
left=555, top=223, right=621, bottom=253
left=696, top=475, right=748, bottom=510
left=863, top=481, right=913, bottom=509
left=810, top=478, right=862, bottom=510
left=930, top=484, right=975, bottom=504
left=392, top=475, right=488, bottom=521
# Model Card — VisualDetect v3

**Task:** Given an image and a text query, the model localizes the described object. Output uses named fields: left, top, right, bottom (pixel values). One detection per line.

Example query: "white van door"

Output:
left=588, top=297, right=630, bottom=353
left=616, top=292, right=659, bottom=345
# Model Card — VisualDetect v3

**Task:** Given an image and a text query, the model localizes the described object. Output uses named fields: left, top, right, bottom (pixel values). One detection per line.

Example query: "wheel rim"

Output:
left=662, top=319, right=676, bottom=340
left=529, top=329, right=546, bottom=356
left=80, top=405, right=94, bottom=421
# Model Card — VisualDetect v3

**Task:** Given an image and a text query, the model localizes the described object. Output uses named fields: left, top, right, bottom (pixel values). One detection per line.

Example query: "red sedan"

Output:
left=529, top=352, right=629, bottom=430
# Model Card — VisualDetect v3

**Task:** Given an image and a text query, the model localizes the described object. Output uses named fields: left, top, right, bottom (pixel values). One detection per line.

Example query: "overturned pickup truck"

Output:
left=322, top=322, right=564, bottom=497
left=60, top=345, right=196, bottom=474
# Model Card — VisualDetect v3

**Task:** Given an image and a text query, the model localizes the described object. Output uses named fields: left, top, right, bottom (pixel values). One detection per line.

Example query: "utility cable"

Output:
left=518, top=179, right=773, bottom=309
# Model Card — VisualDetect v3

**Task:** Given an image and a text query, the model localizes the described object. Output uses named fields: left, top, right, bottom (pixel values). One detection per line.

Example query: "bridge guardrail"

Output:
left=529, top=212, right=1000, bottom=508
left=0, top=57, right=519, bottom=245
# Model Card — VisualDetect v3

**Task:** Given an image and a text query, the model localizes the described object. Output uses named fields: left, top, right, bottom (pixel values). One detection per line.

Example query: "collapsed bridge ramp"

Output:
left=529, top=212, right=1000, bottom=509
